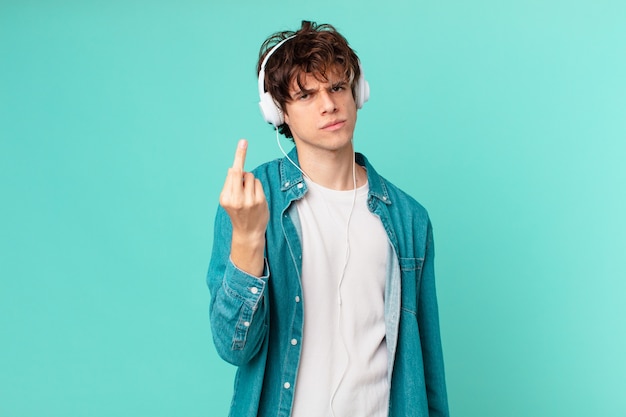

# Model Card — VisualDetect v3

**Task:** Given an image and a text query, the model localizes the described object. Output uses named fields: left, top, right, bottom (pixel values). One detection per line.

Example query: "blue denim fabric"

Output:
left=207, top=148, right=449, bottom=417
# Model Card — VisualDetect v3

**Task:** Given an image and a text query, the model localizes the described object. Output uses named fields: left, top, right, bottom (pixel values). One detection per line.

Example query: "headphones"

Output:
left=258, top=35, right=370, bottom=127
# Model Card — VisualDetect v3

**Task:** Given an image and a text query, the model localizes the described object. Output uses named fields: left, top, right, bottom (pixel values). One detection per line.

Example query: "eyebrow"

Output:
left=290, top=86, right=315, bottom=100
left=331, top=80, right=348, bottom=87
left=290, top=79, right=349, bottom=100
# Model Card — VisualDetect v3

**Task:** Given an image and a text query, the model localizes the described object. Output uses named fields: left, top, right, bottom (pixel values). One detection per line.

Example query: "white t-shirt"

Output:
left=291, top=177, right=391, bottom=417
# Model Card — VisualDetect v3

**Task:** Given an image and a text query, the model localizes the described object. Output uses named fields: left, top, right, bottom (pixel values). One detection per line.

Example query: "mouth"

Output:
left=321, top=120, right=346, bottom=131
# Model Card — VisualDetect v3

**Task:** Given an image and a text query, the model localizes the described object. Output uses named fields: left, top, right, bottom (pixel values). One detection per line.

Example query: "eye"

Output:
left=331, top=82, right=347, bottom=92
left=294, top=89, right=313, bottom=101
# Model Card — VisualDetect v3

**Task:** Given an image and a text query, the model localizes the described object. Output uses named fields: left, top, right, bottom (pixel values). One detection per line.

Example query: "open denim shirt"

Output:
left=208, top=148, right=449, bottom=417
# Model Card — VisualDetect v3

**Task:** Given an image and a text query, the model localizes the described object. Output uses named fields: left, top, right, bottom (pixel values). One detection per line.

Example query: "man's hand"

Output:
left=219, top=139, right=269, bottom=277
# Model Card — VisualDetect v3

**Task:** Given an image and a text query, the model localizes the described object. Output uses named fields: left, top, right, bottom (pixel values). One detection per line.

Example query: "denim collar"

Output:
left=278, top=147, right=306, bottom=192
left=356, top=152, right=392, bottom=206
left=277, top=146, right=393, bottom=207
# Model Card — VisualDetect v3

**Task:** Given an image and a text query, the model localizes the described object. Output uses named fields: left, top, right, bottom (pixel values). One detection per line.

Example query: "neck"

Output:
left=295, top=144, right=366, bottom=190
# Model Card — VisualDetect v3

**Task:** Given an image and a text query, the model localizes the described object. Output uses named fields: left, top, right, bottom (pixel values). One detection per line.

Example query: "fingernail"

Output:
left=239, top=139, right=247, bottom=148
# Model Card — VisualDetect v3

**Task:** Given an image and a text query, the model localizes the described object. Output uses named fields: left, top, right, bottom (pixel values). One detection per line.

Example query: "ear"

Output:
left=283, top=110, right=290, bottom=124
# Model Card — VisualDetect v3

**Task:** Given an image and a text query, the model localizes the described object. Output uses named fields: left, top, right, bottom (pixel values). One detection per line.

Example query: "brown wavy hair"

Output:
left=257, top=21, right=361, bottom=139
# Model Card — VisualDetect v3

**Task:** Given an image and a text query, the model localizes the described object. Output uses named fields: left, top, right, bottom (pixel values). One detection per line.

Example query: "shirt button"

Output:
left=250, top=287, right=259, bottom=294
left=284, top=181, right=290, bottom=187
left=295, top=296, right=300, bottom=303
left=244, top=321, right=250, bottom=327
left=291, top=338, right=298, bottom=346
left=297, top=183, right=303, bottom=189
left=283, top=382, right=291, bottom=389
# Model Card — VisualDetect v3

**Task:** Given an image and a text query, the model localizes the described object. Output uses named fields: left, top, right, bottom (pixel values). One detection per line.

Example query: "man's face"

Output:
left=283, top=69, right=357, bottom=154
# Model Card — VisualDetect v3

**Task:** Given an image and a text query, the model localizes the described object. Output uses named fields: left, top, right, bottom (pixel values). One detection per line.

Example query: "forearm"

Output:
left=207, top=207, right=270, bottom=366
left=418, top=222, right=449, bottom=416
left=209, top=260, right=269, bottom=365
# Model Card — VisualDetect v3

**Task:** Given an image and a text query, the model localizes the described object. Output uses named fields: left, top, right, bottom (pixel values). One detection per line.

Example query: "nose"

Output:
left=319, top=90, right=337, bottom=114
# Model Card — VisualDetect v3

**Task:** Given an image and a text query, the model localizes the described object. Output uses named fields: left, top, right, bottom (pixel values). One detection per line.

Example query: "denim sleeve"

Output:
left=418, top=221, right=450, bottom=416
left=207, top=205, right=269, bottom=366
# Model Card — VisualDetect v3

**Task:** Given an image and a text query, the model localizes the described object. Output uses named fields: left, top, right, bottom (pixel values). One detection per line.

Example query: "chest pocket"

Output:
left=399, top=257, right=424, bottom=315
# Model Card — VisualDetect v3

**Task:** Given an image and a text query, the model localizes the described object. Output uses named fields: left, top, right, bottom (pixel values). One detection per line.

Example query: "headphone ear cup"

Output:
left=355, top=67, right=370, bottom=109
left=258, top=36, right=296, bottom=128
left=259, top=91, right=284, bottom=126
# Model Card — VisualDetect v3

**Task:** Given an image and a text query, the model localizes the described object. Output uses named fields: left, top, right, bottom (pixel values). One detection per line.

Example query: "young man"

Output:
left=208, top=21, right=449, bottom=417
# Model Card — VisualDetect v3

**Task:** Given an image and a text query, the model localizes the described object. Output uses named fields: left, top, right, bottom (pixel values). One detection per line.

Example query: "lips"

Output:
left=321, top=120, right=346, bottom=130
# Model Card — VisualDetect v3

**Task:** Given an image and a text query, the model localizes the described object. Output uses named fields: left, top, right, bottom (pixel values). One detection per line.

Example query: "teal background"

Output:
left=1, top=0, right=625, bottom=416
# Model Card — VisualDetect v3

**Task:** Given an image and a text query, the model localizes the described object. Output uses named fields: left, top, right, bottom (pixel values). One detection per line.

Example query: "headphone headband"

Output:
left=258, top=35, right=369, bottom=127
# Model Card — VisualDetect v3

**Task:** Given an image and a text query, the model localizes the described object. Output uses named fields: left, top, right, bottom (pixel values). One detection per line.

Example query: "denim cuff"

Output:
left=223, top=258, right=269, bottom=310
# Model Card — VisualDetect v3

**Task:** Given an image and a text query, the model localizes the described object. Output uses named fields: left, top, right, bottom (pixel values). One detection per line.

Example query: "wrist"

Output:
left=231, top=230, right=265, bottom=251
left=230, top=233, right=266, bottom=277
